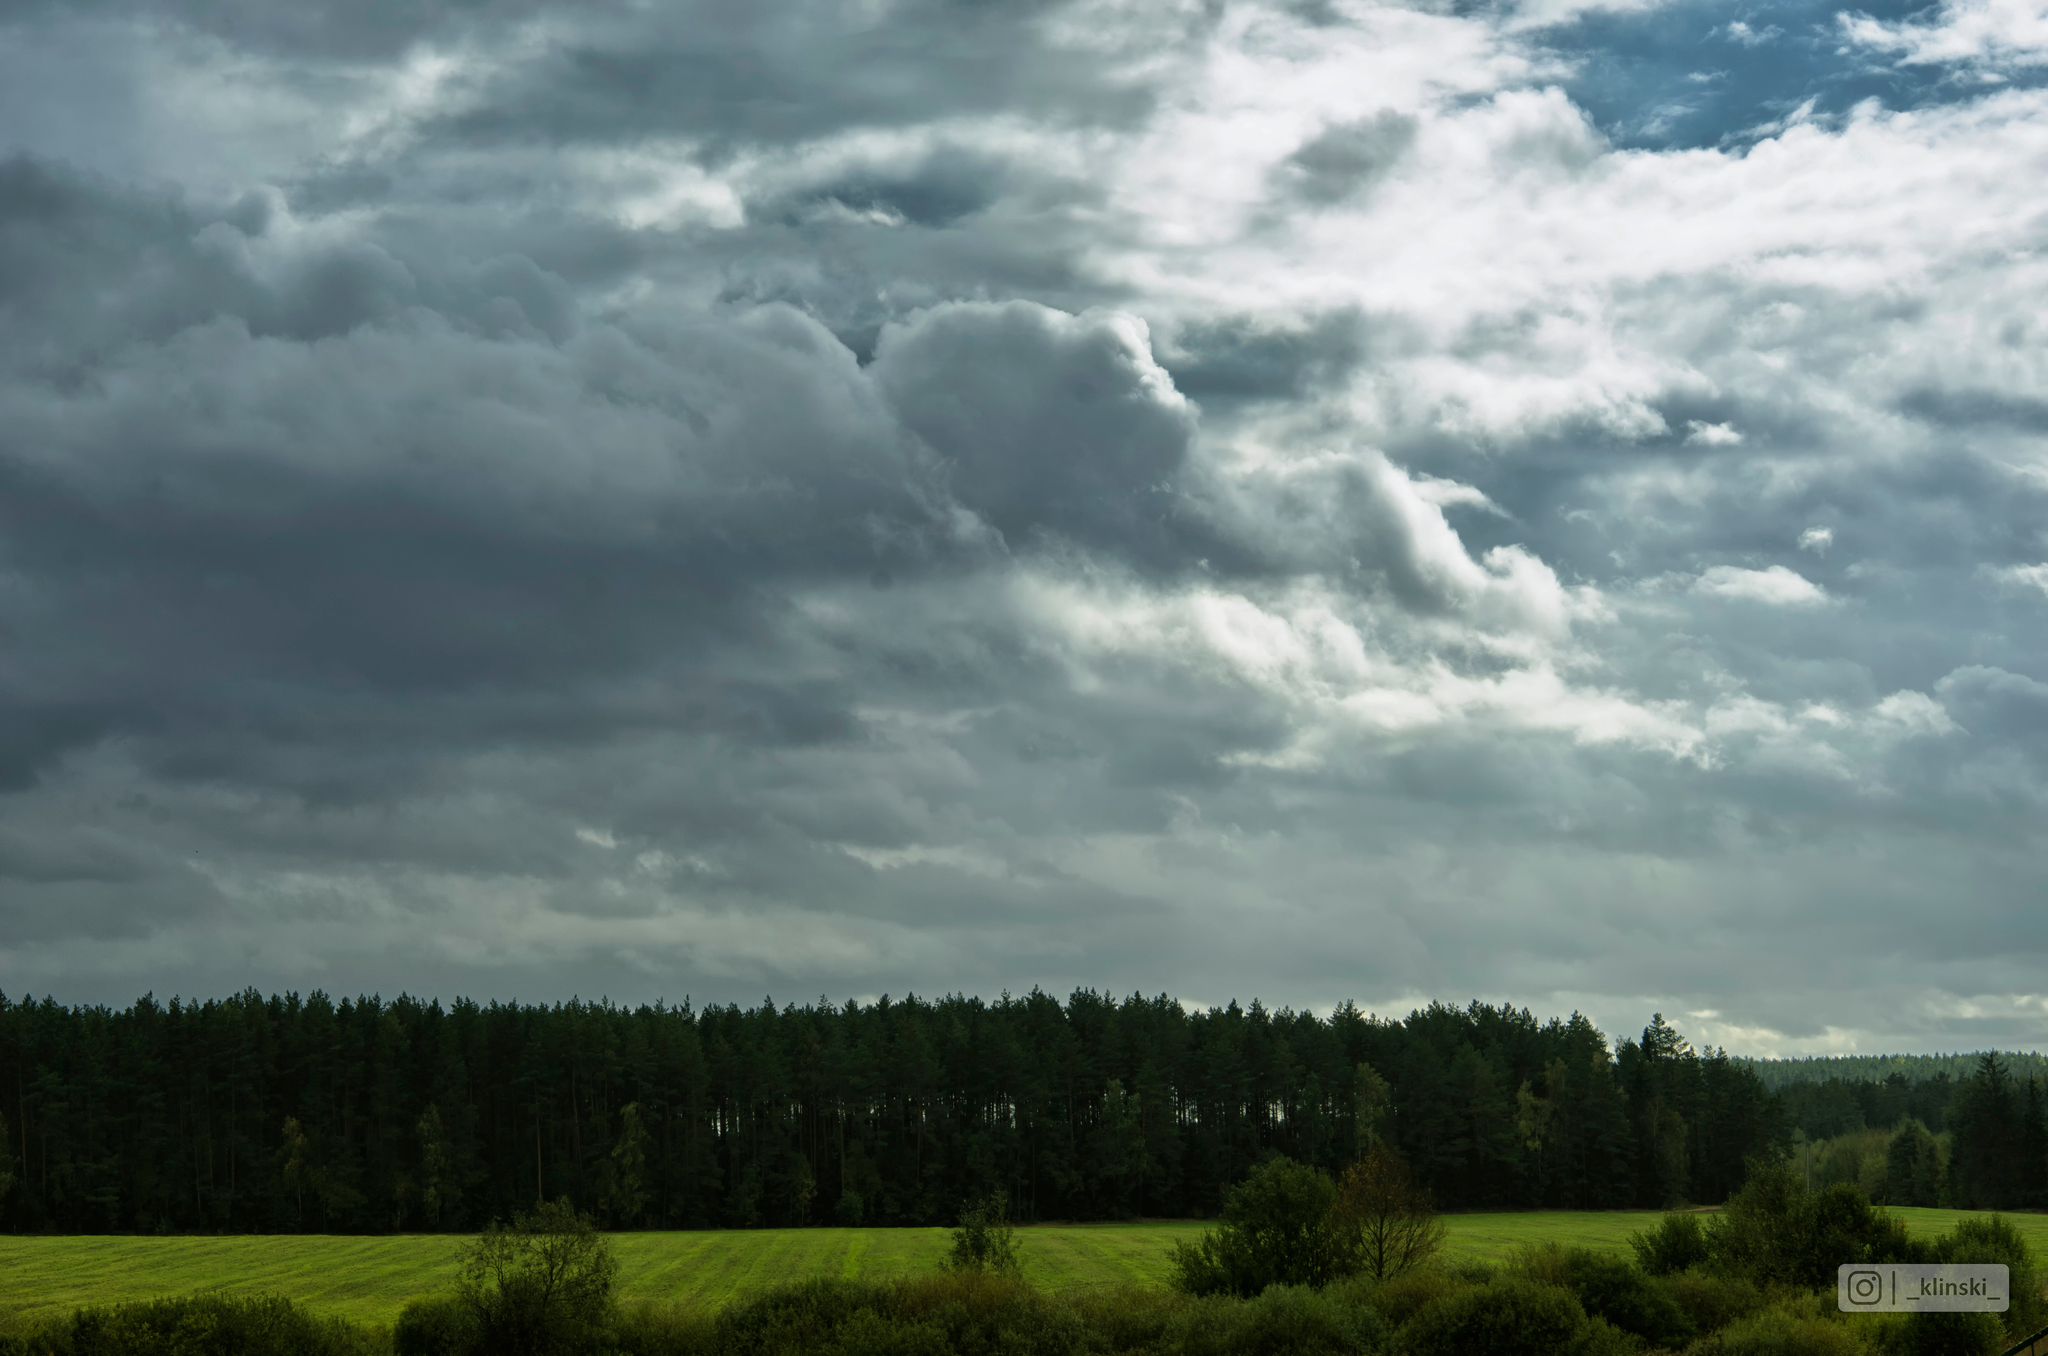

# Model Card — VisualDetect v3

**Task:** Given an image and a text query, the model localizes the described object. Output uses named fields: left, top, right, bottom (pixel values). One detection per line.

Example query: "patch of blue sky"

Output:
left=1534, top=0, right=2046, bottom=150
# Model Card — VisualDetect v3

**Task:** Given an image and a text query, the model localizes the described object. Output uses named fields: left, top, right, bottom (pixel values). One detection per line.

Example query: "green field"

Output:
left=0, top=1209, right=2039, bottom=1327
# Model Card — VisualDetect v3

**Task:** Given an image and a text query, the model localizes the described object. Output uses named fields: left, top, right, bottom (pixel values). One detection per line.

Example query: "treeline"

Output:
left=1778, top=1073, right=1959, bottom=1140
left=0, top=989, right=1781, bottom=1234
left=1743, top=1050, right=2048, bottom=1090
left=1793, top=1055, right=2048, bottom=1211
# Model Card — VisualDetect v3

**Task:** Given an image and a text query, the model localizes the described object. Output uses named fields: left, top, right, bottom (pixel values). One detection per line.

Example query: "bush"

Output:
left=54, top=1295, right=376, bottom=1356
left=455, top=1198, right=619, bottom=1356
left=1888, top=1311, right=2006, bottom=1356
left=947, top=1192, right=1021, bottom=1276
left=1396, top=1277, right=1594, bottom=1356
left=1172, top=1156, right=1356, bottom=1297
left=1513, top=1246, right=1693, bottom=1349
left=707, top=1272, right=1089, bottom=1356
left=1711, top=1163, right=1922, bottom=1289
left=1630, top=1212, right=1712, bottom=1275
left=1934, top=1213, right=2043, bottom=1342
left=394, top=1294, right=478, bottom=1356
left=1686, top=1296, right=1863, bottom=1356
left=1229, top=1285, right=1387, bottom=1356
left=1665, top=1270, right=1766, bottom=1335
left=1337, top=1267, right=1474, bottom=1331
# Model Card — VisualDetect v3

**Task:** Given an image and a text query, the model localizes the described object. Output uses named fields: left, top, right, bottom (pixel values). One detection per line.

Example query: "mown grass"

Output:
left=2, top=1207, right=2039, bottom=1327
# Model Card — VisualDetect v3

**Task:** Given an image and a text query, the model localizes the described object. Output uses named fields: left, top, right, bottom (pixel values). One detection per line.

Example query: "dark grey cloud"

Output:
left=2, top=0, right=2048, bottom=1056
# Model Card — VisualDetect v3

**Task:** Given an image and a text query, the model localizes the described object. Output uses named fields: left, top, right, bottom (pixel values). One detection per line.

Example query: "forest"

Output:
left=0, top=989, right=1787, bottom=1234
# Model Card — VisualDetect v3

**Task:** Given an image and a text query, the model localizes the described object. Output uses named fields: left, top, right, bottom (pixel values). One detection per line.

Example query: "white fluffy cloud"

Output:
left=1693, top=566, right=1829, bottom=607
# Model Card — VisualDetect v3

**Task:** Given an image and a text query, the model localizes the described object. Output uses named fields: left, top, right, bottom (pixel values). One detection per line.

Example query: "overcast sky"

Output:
left=4, top=0, right=2048, bottom=1055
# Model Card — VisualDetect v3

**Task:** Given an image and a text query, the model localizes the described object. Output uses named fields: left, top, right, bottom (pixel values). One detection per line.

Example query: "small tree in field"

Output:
left=1332, top=1143, right=1445, bottom=1281
left=948, top=1191, right=1021, bottom=1275
left=1171, top=1156, right=1357, bottom=1296
left=456, top=1198, right=617, bottom=1356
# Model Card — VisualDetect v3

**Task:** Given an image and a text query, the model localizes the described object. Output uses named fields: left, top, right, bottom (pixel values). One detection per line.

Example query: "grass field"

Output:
left=0, top=1208, right=2040, bottom=1327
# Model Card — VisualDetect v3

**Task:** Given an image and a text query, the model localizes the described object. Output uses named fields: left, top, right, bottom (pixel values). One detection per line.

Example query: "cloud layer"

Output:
left=3, top=0, right=2047, bottom=1054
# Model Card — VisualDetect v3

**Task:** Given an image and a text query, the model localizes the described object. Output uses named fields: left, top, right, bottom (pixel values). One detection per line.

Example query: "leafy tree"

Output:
left=1628, top=1211, right=1710, bottom=1275
left=1170, top=1156, right=1354, bottom=1296
left=946, top=1191, right=1020, bottom=1276
left=455, top=1199, right=617, bottom=1356
left=1707, top=1161, right=1920, bottom=1289
left=1330, top=1143, right=1444, bottom=1281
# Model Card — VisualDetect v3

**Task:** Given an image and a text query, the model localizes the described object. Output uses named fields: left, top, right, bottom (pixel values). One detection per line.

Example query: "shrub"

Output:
left=1230, top=1284, right=1387, bottom=1356
left=1710, top=1162, right=1922, bottom=1289
left=707, top=1272, right=1088, bottom=1356
left=1686, top=1297, right=1863, bottom=1356
left=1172, top=1156, right=1355, bottom=1297
left=1337, top=1266, right=1473, bottom=1330
left=947, top=1191, right=1021, bottom=1276
left=1934, top=1213, right=2043, bottom=1342
left=608, top=1303, right=716, bottom=1356
left=1397, top=1277, right=1593, bottom=1356
left=1665, top=1270, right=1766, bottom=1334
left=394, top=1294, right=478, bottom=1356
left=455, top=1198, right=618, bottom=1356
left=1890, top=1311, right=2006, bottom=1356
left=1629, top=1211, right=1711, bottom=1275
left=1513, top=1245, right=1693, bottom=1349
left=58, top=1294, right=377, bottom=1356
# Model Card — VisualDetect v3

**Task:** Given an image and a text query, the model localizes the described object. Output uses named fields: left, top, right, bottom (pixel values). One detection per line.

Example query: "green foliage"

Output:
left=946, top=1192, right=1020, bottom=1276
left=1932, top=1213, right=2042, bottom=1341
left=600, top=1104, right=652, bottom=1229
left=1685, top=1293, right=1863, bottom=1356
left=1710, top=1162, right=1921, bottom=1289
left=1628, top=1210, right=1711, bottom=1275
left=1396, top=1276, right=1596, bottom=1356
left=1664, top=1270, right=1766, bottom=1334
left=0, top=989, right=1787, bottom=1234
left=454, top=1199, right=618, bottom=1356
left=1335, top=1265, right=1473, bottom=1331
left=1812, top=1128, right=1893, bottom=1201
left=1171, top=1156, right=1356, bottom=1297
left=394, top=1294, right=477, bottom=1356
left=1513, top=1245, right=1693, bottom=1348
left=1891, top=1311, right=2005, bottom=1356
left=1, top=1295, right=376, bottom=1356
left=1886, top=1121, right=1944, bottom=1209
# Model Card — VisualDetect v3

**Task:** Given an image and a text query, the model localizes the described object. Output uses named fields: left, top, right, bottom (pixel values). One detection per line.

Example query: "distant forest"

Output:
left=1743, top=1051, right=2048, bottom=1090
left=0, top=990, right=2038, bottom=1236
left=0, top=989, right=1792, bottom=1234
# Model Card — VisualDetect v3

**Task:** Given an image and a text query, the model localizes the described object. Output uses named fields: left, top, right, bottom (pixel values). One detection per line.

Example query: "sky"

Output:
left=2, top=0, right=2047, bottom=1057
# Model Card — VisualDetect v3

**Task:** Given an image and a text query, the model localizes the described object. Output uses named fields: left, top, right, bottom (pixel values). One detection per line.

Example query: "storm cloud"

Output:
left=3, top=0, right=2048, bottom=1055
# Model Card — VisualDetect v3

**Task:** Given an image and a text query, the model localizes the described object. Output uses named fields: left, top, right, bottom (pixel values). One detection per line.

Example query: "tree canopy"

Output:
left=0, top=989, right=1782, bottom=1232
